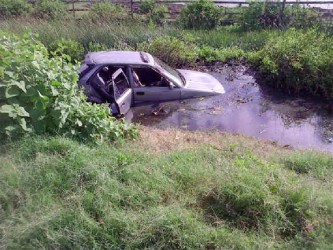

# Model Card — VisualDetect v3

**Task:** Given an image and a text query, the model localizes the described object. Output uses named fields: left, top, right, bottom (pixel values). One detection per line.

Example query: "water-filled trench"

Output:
left=127, top=64, right=333, bottom=152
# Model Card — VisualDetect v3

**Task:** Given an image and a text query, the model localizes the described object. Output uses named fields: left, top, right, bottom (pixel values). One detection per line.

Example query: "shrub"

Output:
left=0, top=32, right=137, bottom=142
left=34, top=0, right=67, bottom=20
left=241, top=1, right=287, bottom=30
left=139, top=0, right=168, bottom=25
left=137, top=35, right=198, bottom=67
left=241, top=1, right=266, bottom=30
left=248, top=28, right=333, bottom=99
left=286, top=5, right=320, bottom=29
left=0, top=0, right=31, bottom=18
left=241, top=1, right=320, bottom=31
left=88, top=1, right=128, bottom=22
left=49, top=38, right=84, bottom=63
left=151, top=4, right=168, bottom=25
left=179, top=0, right=221, bottom=30
left=139, top=0, right=155, bottom=14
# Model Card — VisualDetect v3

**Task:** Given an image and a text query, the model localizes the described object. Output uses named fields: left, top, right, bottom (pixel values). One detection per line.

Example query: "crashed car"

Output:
left=79, top=51, right=225, bottom=115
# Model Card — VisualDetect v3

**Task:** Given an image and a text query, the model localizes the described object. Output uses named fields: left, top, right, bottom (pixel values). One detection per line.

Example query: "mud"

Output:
left=127, top=63, right=333, bottom=152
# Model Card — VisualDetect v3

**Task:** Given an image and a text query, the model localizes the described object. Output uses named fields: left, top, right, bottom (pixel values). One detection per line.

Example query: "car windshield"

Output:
left=153, top=56, right=184, bottom=86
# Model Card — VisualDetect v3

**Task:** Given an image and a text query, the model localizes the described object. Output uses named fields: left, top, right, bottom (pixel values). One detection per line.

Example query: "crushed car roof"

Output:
left=84, top=51, right=154, bottom=66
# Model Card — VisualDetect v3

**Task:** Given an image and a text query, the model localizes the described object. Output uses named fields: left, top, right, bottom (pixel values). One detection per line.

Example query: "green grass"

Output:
left=0, top=133, right=332, bottom=249
left=283, top=151, right=333, bottom=181
left=0, top=18, right=273, bottom=52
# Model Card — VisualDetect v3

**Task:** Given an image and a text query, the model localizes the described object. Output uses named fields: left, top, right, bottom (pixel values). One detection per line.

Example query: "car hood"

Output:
left=178, top=69, right=225, bottom=94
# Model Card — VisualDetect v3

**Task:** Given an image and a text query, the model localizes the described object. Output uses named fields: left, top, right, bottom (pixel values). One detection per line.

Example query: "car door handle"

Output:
left=121, top=102, right=126, bottom=106
left=137, top=92, right=145, bottom=96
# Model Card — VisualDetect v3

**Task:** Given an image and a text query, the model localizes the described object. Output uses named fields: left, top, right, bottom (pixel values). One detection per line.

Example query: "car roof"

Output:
left=84, top=51, right=155, bottom=66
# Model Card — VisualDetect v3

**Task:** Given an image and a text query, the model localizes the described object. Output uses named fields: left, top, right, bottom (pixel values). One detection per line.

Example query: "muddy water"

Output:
left=129, top=65, right=333, bottom=152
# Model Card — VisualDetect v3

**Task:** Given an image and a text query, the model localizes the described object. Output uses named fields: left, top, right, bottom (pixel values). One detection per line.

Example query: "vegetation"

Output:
left=0, top=129, right=332, bottom=249
left=87, top=1, right=129, bottom=22
left=49, top=38, right=84, bottom=63
left=139, top=0, right=168, bottom=25
left=34, top=0, right=67, bottom=20
left=0, top=32, right=137, bottom=142
left=286, top=5, right=320, bottom=29
left=139, top=0, right=155, bottom=15
left=0, top=0, right=31, bottom=18
left=138, top=35, right=198, bottom=67
left=240, top=1, right=320, bottom=30
left=179, top=0, right=221, bottom=30
left=150, top=4, right=168, bottom=25
left=248, top=28, right=333, bottom=98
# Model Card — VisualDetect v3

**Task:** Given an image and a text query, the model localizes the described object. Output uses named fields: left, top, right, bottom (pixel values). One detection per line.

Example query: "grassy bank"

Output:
left=1, top=128, right=332, bottom=249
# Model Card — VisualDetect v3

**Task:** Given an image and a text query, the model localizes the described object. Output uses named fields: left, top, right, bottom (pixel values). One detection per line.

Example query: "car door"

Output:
left=134, top=85, right=181, bottom=104
left=130, top=66, right=181, bottom=104
left=111, top=68, right=132, bottom=115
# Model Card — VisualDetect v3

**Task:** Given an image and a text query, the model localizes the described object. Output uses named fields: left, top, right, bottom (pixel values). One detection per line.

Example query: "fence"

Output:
left=28, top=0, right=333, bottom=24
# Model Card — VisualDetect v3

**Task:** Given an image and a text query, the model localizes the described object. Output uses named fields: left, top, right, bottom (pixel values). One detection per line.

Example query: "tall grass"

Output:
left=0, top=18, right=168, bottom=51
left=181, top=26, right=276, bottom=50
left=0, top=134, right=332, bottom=249
left=0, top=18, right=272, bottom=52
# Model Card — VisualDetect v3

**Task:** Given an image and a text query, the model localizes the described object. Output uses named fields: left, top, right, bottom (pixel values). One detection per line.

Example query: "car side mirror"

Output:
left=169, top=82, right=175, bottom=89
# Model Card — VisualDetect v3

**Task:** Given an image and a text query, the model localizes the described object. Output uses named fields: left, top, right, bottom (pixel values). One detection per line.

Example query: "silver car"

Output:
left=79, top=51, right=225, bottom=115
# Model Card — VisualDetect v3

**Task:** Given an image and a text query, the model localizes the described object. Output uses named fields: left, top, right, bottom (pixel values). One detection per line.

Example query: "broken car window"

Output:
left=153, top=56, right=183, bottom=86
left=131, top=67, right=170, bottom=88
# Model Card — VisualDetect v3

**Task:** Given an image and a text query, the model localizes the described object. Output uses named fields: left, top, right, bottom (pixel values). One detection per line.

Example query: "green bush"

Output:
left=34, top=0, right=67, bottom=20
left=0, top=0, right=31, bottom=18
left=139, top=0, right=155, bottom=14
left=241, top=1, right=266, bottom=30
left=179, top=0, right=221, bottom=30
left=88, top=1, right=128, bottom=22
left=0, top=32, right=137, bottom=142
left=151, top=5, right=168, bottom=25
left=248, top=28, right=333, bottom=99
left=138, top=35, right=198, bottom=67
left=49, top=38, right=84, bottom=63
left=241, top=1, right=320, bottom=31
left=241, top=1, right=286, bottom=30
left=139, top=0, right=168, bottom=25
left=286, top=5, right=320, bottom=29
